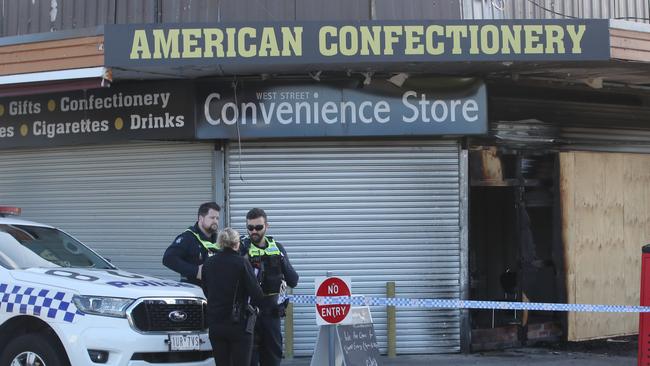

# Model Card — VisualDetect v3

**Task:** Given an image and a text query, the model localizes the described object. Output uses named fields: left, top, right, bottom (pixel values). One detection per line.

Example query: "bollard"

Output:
left=387, top=281, right=396, bottom=357
left=327, top=271, right=335, bottom=366
left=284, top=287, right=294, bottom=359
left=638, top=245, right=650, bottom=366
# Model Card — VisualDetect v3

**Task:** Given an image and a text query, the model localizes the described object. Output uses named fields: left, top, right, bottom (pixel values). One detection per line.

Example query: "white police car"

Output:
left=0, top=207, right=213, bottom=366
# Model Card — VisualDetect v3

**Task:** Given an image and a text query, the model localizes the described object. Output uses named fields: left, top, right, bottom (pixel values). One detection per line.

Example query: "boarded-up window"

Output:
left=560, top=151, right=650, bottom=341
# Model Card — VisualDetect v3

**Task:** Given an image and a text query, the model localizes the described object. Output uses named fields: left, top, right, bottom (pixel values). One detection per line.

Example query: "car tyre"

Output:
left=0, top=333, right=68, bottom=366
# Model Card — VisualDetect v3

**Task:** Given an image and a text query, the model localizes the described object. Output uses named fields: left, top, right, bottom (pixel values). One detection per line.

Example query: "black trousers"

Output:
left=251, top=314, right=282, bottom=366
left=209, top=325, right=253, bottom=366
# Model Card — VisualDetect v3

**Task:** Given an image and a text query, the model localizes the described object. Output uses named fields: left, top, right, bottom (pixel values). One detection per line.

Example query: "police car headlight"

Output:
left=73, top=295, right=134, bottom=318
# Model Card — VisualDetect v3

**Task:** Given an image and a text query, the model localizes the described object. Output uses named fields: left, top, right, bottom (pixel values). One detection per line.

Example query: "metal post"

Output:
left=387, top=281, right=397, bottom=357
left=492, top=309, right=495, bottom=328
left=459, top=149, right=471, bottom=353
left=326, top=271, right=335, bottom=366
left=284, top=287, right=294, bottom=359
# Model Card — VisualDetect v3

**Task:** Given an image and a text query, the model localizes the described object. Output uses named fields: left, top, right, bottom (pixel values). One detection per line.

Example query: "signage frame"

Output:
left=106, top=19, right=611, bottom=69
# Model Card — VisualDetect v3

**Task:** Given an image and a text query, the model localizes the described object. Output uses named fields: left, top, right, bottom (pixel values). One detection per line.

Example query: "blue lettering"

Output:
left=103, top=280, right=195, bottom=288
left=106, top=281, right=129, bottom=288
left=106, top=270, right=145, bottom=279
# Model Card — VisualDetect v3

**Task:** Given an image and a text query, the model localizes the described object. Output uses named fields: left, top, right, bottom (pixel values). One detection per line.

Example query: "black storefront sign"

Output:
left=196, top=78, right=487, bottom=139
left=0, top=79, right=487, bottom=148
left=0, top=82, right=195, bottom=149
left=106, top=19, right=610, bottom=68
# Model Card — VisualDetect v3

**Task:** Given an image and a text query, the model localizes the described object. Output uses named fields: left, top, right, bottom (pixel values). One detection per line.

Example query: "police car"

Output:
left=0, top=206, right=213, bottom=366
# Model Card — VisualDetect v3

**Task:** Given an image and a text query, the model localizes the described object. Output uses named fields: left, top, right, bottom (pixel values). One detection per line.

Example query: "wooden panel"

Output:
left=561, top=151, right=650, bottom=341
left=560, top=153, right=577, bottom=340
left=0, top=56, right=105, bottom=75
left=610, top=29, right=650, bottom=62
left=611, top=48, right=650, bottom=61
left=611, top=37, right=650, bottom=52
left=611, top=29, right=650, bottom=42
left=0, top=36, right=104, bottom=76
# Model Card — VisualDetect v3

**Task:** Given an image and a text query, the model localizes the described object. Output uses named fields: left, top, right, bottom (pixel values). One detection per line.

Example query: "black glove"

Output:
left=277, top=298, right=290, bottom=318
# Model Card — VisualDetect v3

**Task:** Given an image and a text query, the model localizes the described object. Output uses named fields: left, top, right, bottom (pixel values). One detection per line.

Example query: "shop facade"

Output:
left=0, top=74, right=487, bottom=354
left=2, top=13, right=650, bottom=355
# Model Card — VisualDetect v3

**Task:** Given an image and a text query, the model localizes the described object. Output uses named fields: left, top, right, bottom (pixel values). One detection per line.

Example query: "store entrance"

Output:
left=468, top=148, right=563, bottom=350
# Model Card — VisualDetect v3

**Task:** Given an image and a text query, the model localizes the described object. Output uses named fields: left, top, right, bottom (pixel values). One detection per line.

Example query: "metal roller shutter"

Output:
left=490, top=96, right=650, bottom=153
left=226, top=139, right=462, bottom=355
left=490, top=119, right=650, bottom=153
left=0, top=141, right=215, bottom=278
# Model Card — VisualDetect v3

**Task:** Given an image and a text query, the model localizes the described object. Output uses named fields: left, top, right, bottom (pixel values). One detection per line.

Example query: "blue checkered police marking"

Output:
left=0, top=283, right=83, bottom=322
left=280, top=295, right=650, bottom=313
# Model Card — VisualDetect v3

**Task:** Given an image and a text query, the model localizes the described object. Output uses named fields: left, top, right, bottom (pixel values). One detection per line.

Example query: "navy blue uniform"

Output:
left=240, top=236, right=299, bottom=366
left=203, top=247, right=264, bottom=366
left=163, top=223, right=217, bottom=286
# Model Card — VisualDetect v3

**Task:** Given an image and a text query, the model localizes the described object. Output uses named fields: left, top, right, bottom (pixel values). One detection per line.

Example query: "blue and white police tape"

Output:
left=279, top=295, right=650, bottom=313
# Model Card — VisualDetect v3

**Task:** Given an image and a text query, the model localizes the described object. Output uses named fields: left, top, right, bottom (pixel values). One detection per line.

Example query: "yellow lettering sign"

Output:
left=203, top=28, right=225, bottom=58
left=125, top=22, right=596, bottom=61
left=445, top=26, right=468, bottom=55
left=282, top=27, right=303, bottom=56
left=524, top=25, right=544, bottom=54
left=152, top=29, right=180, bottom=59
left=319, top=26, right=338, bottom=57
left=130, top=30, right=151, bottom=59
left=182, top=29, right=202, bottom=58
left=567, top=25, right=586, bottom=54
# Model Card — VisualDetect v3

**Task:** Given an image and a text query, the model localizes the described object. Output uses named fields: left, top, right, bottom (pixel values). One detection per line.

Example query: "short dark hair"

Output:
left=198, top=202, right=221, bottom=217
left=246, top=208, right=267, bottom=221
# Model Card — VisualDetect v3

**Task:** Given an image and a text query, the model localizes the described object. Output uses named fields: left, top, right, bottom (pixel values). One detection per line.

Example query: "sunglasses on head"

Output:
left=247, top=224, right=264, bottom=231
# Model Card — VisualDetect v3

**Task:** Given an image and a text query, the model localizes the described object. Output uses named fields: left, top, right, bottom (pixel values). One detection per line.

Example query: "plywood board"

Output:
left=561, top=151, right=650, bottom=341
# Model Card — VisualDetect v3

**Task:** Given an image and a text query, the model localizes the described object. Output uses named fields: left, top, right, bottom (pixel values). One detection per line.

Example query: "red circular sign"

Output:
left=316, top=277, right=351, bottom=324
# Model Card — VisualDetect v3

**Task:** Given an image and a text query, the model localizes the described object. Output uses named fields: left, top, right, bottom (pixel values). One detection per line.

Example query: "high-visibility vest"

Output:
left=248, top=237, right=283, bottom=295
left=185, top=228, right=219, bottom=253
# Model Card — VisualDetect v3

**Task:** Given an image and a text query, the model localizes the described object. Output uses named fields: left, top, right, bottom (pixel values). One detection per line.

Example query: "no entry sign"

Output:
left=315, top=276, right=351, bottom=325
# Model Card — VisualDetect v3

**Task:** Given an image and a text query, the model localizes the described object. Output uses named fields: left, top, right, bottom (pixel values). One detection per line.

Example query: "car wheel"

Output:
left=0, top=333, right=68, bottom=366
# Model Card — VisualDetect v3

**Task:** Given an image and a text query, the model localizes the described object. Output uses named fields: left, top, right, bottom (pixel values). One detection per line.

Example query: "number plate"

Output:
left=168, top=334, right=201, bottom=351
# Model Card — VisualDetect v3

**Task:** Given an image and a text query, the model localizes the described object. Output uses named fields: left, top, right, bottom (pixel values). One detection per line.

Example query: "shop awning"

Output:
left=0, top=67, right=112, bottom=98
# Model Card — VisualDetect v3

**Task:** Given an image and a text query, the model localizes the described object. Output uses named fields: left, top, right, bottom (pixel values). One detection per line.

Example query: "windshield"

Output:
left=0, top=224, right=114, bottom=270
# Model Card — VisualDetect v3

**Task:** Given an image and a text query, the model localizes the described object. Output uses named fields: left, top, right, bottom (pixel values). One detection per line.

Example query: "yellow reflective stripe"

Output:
left=248, top=237, right=281, bottom=257
left=185, top=229, right=219, bottom=251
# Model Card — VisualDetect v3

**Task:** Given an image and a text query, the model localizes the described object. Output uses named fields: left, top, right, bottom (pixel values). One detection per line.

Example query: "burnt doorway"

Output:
left=468, top=148, right=563, bottom=350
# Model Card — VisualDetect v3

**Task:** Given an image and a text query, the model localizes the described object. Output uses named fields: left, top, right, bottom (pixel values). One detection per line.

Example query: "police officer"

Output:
left=203, top=228, right=264, bottom=366
left=240, top=208, right=299, bottom=366
left=163, top=202, right=220, bottom=286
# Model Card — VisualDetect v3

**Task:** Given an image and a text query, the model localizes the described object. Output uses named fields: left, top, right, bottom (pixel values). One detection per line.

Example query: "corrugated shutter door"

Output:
left=226, top=139, right=461, bottom=355
left=0, top=141, right=215, bottom=278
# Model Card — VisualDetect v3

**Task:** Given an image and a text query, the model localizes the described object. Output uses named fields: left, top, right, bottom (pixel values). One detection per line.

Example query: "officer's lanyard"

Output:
left=185, top=229, right=219, bottom=253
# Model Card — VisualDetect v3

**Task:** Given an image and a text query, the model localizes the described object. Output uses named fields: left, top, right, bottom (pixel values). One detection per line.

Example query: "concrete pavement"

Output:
left=282, top=347, right=636, bottom=365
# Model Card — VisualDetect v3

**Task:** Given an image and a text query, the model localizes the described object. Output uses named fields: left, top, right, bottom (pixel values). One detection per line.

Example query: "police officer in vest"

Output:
left=163, top=202, right=220, bottom=286
left=241, top=208, right=299, bottom=366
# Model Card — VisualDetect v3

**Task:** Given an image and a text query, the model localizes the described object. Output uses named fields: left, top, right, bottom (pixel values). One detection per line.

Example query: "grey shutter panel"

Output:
left=0, top=141, right=215, bottom=278
left=490, top=119, right=650, bottom=154
left=226, top=139, right=462, bottom=355
left=490, top=97, right=650, bottom=153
